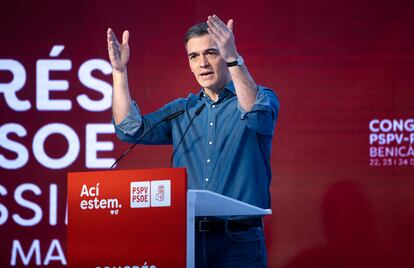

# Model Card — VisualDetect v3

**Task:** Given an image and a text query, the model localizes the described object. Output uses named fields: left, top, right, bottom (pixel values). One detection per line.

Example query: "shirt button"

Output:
left=209, top=122, right=213, bottom=126
left=209, top=141, right=213, bottom=145
left=207, top=159, right=211, bottom=163
left=123, top=131, right=127, bottom=134
left=205, top=178, right=209, bottom=182
left=212, top=105, right=216, bottom=108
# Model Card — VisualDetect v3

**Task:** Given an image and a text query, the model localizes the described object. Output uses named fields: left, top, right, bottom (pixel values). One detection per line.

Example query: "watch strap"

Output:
left=226, top=56, right=244, bottom=67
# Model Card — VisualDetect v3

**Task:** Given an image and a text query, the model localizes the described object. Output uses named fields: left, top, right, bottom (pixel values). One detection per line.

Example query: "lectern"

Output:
left=68, top=168, right=271, bottom=268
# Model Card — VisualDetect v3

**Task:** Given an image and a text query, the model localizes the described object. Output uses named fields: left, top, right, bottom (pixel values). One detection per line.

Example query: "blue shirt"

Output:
left=114, top=81, right=279, bottom=208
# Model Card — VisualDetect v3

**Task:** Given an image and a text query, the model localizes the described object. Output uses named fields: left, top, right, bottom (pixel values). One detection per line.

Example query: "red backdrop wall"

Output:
left=1, top=0, right=414, bottom=267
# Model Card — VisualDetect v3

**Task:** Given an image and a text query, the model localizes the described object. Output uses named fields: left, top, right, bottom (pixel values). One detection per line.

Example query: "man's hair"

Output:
left=184, top=22, right=208, bottom=45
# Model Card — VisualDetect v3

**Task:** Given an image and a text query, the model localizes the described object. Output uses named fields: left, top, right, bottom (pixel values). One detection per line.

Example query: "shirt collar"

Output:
left=197, top=81, right=236, bottom=100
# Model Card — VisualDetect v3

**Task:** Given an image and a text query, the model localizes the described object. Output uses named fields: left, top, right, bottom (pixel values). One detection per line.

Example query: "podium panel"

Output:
left=68, top=168, right=187, bottom=268
left=186, top=190, right=272, bottom=267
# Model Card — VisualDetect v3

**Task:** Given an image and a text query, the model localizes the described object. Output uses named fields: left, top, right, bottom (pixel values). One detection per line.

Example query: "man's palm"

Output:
left=107, top=28, right=130, bottom=72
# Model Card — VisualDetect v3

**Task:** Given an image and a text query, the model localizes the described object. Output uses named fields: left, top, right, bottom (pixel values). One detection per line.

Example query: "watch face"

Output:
left=237, top=57, right=244, bottom=66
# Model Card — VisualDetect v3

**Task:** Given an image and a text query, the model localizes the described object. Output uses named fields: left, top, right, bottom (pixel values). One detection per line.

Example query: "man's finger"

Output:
left=207, top=17, right=224, bottom=36
left=109, top=41, right=116, bottom=57
left=113, top=41, right=121, bottom=59
left=111, top=39, right=122, bottom=61
left=208, top=16, right=225, bottom=33
left=107, top=28, right=115, bottom=44
left=110, top=30, right=119, bottom=44
left=107, top=28, right=112, bottom=41
left=212, top=15, right=229, bottom=31
left=227, top=19, right=234, bottom=32
left=207, top=27, right=222, bottom=43
left=108, top=41, right=118, bottom=63
left=122, top=30, right=129, bottom=45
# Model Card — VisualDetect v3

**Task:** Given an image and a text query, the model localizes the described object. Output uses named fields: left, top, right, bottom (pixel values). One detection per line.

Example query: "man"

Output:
left=107, top=14, right=279, bottom=268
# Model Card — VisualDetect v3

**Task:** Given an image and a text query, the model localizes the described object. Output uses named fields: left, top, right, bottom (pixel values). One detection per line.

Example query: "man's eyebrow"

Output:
left=188, top=48, right=220, bottom=57
left=188, top=52, right=199, bottom=57
left=205, top=48, right=219, bottom=53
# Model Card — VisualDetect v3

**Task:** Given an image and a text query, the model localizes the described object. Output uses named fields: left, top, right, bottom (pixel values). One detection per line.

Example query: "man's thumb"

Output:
left=122, top=30, right=129, bottom=44
left=227, top=19, right=234, bottom=31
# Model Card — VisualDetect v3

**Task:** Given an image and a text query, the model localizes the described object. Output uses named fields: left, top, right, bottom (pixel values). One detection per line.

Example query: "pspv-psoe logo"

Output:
left=130, top=180, right=171, bottom=208
left=79, top=183, right=122, bottom=215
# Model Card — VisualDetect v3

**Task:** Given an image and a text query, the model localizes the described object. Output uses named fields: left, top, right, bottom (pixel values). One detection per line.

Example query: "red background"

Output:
left=1, top=0, right=414, bottom=267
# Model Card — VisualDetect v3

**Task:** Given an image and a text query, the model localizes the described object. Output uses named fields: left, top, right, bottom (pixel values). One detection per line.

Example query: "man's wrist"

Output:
left=112, top=67, right=127, bottom=76
left=226, top=55, right=244, bottom=67
left=224, top=51, right=240, bottom=62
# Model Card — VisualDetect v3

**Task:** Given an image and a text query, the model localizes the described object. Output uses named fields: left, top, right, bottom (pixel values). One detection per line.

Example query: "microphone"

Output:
left=110, top=109, right=185, bottom=169
left=162, top=110, right=185, bottom=121
left=170, top=103, right=206, bottom=168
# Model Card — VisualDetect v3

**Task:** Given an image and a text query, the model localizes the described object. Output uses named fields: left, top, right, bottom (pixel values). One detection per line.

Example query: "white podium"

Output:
left=186, top=190, right=272, bottom=268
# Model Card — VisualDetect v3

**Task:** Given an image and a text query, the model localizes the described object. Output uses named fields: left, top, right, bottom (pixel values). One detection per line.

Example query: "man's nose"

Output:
left=199, top=55, right=210, bottom=68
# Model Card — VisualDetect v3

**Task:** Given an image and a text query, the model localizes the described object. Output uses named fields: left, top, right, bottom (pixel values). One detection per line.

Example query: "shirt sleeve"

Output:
left=113, top=99, right=185, bottom=145
left=114, top=101, right=143, bottom=144
left=238, top=85, right=280, bottom=136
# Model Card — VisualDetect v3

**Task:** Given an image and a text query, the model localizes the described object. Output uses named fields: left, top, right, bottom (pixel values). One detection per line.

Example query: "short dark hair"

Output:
left=184, top=22, right=209, bottom=45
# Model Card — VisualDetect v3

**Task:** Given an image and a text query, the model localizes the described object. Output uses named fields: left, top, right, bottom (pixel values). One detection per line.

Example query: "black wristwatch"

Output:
left=226, top=56, right=244, bottom=67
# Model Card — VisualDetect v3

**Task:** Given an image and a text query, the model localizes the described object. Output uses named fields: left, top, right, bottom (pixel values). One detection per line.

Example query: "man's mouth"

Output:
left=200, top=71, right=214, bottom=77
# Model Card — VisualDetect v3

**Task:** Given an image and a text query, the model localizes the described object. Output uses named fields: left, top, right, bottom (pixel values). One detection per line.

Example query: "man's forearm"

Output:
left=229, top=64, right=257, bottom=112
left=112, top=69, right=132, bottom=124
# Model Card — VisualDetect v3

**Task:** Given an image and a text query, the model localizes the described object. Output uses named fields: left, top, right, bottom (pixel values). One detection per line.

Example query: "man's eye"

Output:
left=189, top=55, right=198, bottom=60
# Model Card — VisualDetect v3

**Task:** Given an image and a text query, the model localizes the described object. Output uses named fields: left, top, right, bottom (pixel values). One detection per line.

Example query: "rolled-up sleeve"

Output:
left=113, top=98, right=187, bottom=145
left=113, top=101, right=144, bottom=144
left=238, top=86, right=279, bottom=136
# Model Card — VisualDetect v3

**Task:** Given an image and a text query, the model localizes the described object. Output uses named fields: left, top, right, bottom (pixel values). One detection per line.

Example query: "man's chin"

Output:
left=197, top=80, right=216, bottom=89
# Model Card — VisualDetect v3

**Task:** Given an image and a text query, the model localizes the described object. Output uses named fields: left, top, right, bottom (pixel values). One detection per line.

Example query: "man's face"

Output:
left=186, top=34, right=230, bottom=92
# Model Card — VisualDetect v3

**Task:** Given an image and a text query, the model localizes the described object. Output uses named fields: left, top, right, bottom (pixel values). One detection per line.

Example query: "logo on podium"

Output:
left=130, top=180, right=171, bottom=208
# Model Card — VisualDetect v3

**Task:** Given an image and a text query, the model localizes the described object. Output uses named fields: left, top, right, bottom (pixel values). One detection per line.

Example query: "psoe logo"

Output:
left=130, top=180, right=171, bottom=208
left=79, top=183, right=122, bottom=215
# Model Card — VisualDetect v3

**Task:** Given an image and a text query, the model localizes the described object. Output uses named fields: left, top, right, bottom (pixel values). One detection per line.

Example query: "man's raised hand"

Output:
left=206, top=15, right=239, bottom=62
left=107, top=28, right=130, bottom=73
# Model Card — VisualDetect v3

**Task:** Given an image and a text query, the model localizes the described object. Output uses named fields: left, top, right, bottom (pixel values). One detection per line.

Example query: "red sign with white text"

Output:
left=67, top=168, right=187, bottom=267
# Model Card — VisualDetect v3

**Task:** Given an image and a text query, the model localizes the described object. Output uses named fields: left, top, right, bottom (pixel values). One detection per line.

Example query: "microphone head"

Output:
left=195, top=103, right=206, bottom=116
left=162, top=109, right=185, bottom=121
